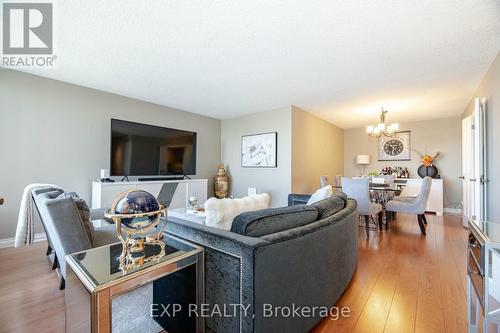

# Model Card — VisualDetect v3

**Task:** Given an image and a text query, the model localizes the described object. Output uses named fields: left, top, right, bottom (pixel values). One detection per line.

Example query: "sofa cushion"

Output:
left=58, top=192, right=95, bottom=246
left=312, top=192, right=347, bottom=220
left=306, top=185, right=333, bottom=205
left=231, top=205, right=319, bottom=237
left=205, top=193, right=271, bottom=231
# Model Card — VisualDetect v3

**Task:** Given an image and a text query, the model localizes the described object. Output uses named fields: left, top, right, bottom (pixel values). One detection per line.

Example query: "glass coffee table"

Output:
left=65, top=233, right=204, bottom=333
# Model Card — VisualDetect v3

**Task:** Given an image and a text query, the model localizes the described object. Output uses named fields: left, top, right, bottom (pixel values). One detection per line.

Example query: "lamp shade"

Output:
left=356, top=155, right=371, bottom=165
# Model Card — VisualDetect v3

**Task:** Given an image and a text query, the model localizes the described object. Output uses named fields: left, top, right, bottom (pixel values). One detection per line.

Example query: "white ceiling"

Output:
left=8, top=0, right=500, bottom=128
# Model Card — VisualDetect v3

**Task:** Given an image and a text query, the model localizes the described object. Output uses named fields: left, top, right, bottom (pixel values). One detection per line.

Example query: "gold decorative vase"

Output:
left=214, top=163, right=230, bottom=198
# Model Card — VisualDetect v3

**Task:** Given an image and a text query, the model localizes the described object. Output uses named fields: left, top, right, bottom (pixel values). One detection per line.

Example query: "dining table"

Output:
left=333, top=183, right=404, bottom=207
left=334, top=182, right=405, bottom=230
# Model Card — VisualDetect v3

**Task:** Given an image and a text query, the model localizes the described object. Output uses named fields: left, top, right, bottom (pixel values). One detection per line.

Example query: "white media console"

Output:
left=91, top=179, right=208, bottom=210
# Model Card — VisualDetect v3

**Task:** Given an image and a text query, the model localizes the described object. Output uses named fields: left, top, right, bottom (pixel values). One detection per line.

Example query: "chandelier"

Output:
left=366, top=108, right=400, bottom=137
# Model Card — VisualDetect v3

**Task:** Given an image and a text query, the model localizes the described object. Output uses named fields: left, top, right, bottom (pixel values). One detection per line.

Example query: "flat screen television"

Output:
left=110, top=119, right=197, bottom=176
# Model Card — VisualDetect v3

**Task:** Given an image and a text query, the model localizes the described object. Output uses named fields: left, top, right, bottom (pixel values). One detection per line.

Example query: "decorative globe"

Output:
left=113, top=190, right=161, bottom=229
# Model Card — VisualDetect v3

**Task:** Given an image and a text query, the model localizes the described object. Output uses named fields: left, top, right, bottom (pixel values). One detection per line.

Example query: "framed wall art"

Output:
left=241, top=132, right=277, bottom=167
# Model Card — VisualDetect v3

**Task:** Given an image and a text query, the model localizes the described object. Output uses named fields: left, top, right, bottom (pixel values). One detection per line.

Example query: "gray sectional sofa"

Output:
left=165, top=193, right=358, bottom=333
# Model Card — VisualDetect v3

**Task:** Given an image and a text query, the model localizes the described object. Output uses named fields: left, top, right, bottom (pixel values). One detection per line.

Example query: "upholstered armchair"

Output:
left=385, top=176, right=432, bottom=235
left=32, top=187, right=119, bottom=289
left=341, top=177, right=383, bottom=238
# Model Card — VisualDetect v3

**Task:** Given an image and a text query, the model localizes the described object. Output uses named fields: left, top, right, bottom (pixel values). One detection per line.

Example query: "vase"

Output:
left=417, top=165, right=439, bottom=178
left=214, top=163, right=230, bottom=198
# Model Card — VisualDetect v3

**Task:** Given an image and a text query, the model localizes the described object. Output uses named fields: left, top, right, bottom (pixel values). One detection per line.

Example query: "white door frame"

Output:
left=462, top=98, right=487, bottom=226
left=462, top=115, right=473, bottom=226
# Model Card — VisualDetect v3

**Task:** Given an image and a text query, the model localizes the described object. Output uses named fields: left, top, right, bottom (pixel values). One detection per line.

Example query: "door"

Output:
left=462, top=115, right=473, bottom=226
left=462, top=98, right=487, bottom=226
left=474, top=98, right=488, bottom=221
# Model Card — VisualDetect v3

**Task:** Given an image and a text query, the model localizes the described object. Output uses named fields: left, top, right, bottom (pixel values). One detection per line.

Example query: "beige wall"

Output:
left=344, top=117, right=462, bottom=209
left=221, top=107, right=292, bottom=207
left=0, top=69, right=221, bottom=239
left=291, top=106, right=344, bottom=193
left=462, top=52, right=500, bottom=221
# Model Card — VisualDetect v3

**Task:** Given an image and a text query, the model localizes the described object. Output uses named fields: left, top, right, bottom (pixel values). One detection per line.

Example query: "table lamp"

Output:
left=356, top=155, right=371, bottom=177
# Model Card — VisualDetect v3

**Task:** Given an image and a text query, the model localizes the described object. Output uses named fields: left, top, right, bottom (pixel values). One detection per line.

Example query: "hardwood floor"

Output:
left=0, top=213, right=467, bottom=333
left=312, top=213, right=468, bottom=333
left=0, top=242, right=65, bottom=333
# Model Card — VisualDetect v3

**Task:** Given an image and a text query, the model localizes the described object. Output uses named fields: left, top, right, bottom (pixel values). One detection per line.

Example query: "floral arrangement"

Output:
left=413, top=149, right=441, bottom=166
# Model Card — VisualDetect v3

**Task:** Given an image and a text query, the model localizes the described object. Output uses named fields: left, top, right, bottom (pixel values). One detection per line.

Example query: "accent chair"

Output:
left=341, top=177, right=383, bottom=237
left=32, top=187, right=119, bottom=289
left=385, top=176, right=432, bottom=235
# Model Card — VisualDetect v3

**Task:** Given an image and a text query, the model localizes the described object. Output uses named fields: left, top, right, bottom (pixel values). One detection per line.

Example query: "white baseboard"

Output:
left=444, top=208, right=462, bottom=215
left=0, top=232, right=47, bottom=249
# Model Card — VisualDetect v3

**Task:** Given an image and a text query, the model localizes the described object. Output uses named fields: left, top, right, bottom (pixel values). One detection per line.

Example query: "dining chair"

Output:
left=379, top=174, right=396, bottom=203
left=32, top=188, right=120, bottom=290
left=385, top=176, right=432, bottom=235
left=342, top=177, right=383, bottom=238
left=334, top=175, right=342, bottom=186
left=320, top=175, right=330, bottom=187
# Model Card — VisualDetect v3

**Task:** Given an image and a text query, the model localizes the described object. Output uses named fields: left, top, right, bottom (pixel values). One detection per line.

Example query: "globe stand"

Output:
left=106, top=203, right=167, bottom=272
left=117, top=234, right=166, bottom=271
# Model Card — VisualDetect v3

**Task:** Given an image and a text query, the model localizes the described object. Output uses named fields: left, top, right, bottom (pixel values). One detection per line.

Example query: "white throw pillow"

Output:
left=306, top=185, right=333, bottom=205
left=205, top=193, right=271, bottom=230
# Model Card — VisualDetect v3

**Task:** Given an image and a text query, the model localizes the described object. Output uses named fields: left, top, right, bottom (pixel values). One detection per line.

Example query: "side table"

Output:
left=467, top=220, right=500, bottom=333
left=65, top=233, right=204, bottom=333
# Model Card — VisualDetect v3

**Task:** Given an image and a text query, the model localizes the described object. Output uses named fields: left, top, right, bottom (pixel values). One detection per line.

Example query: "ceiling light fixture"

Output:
left=366, top=107, right=399, bottom=137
